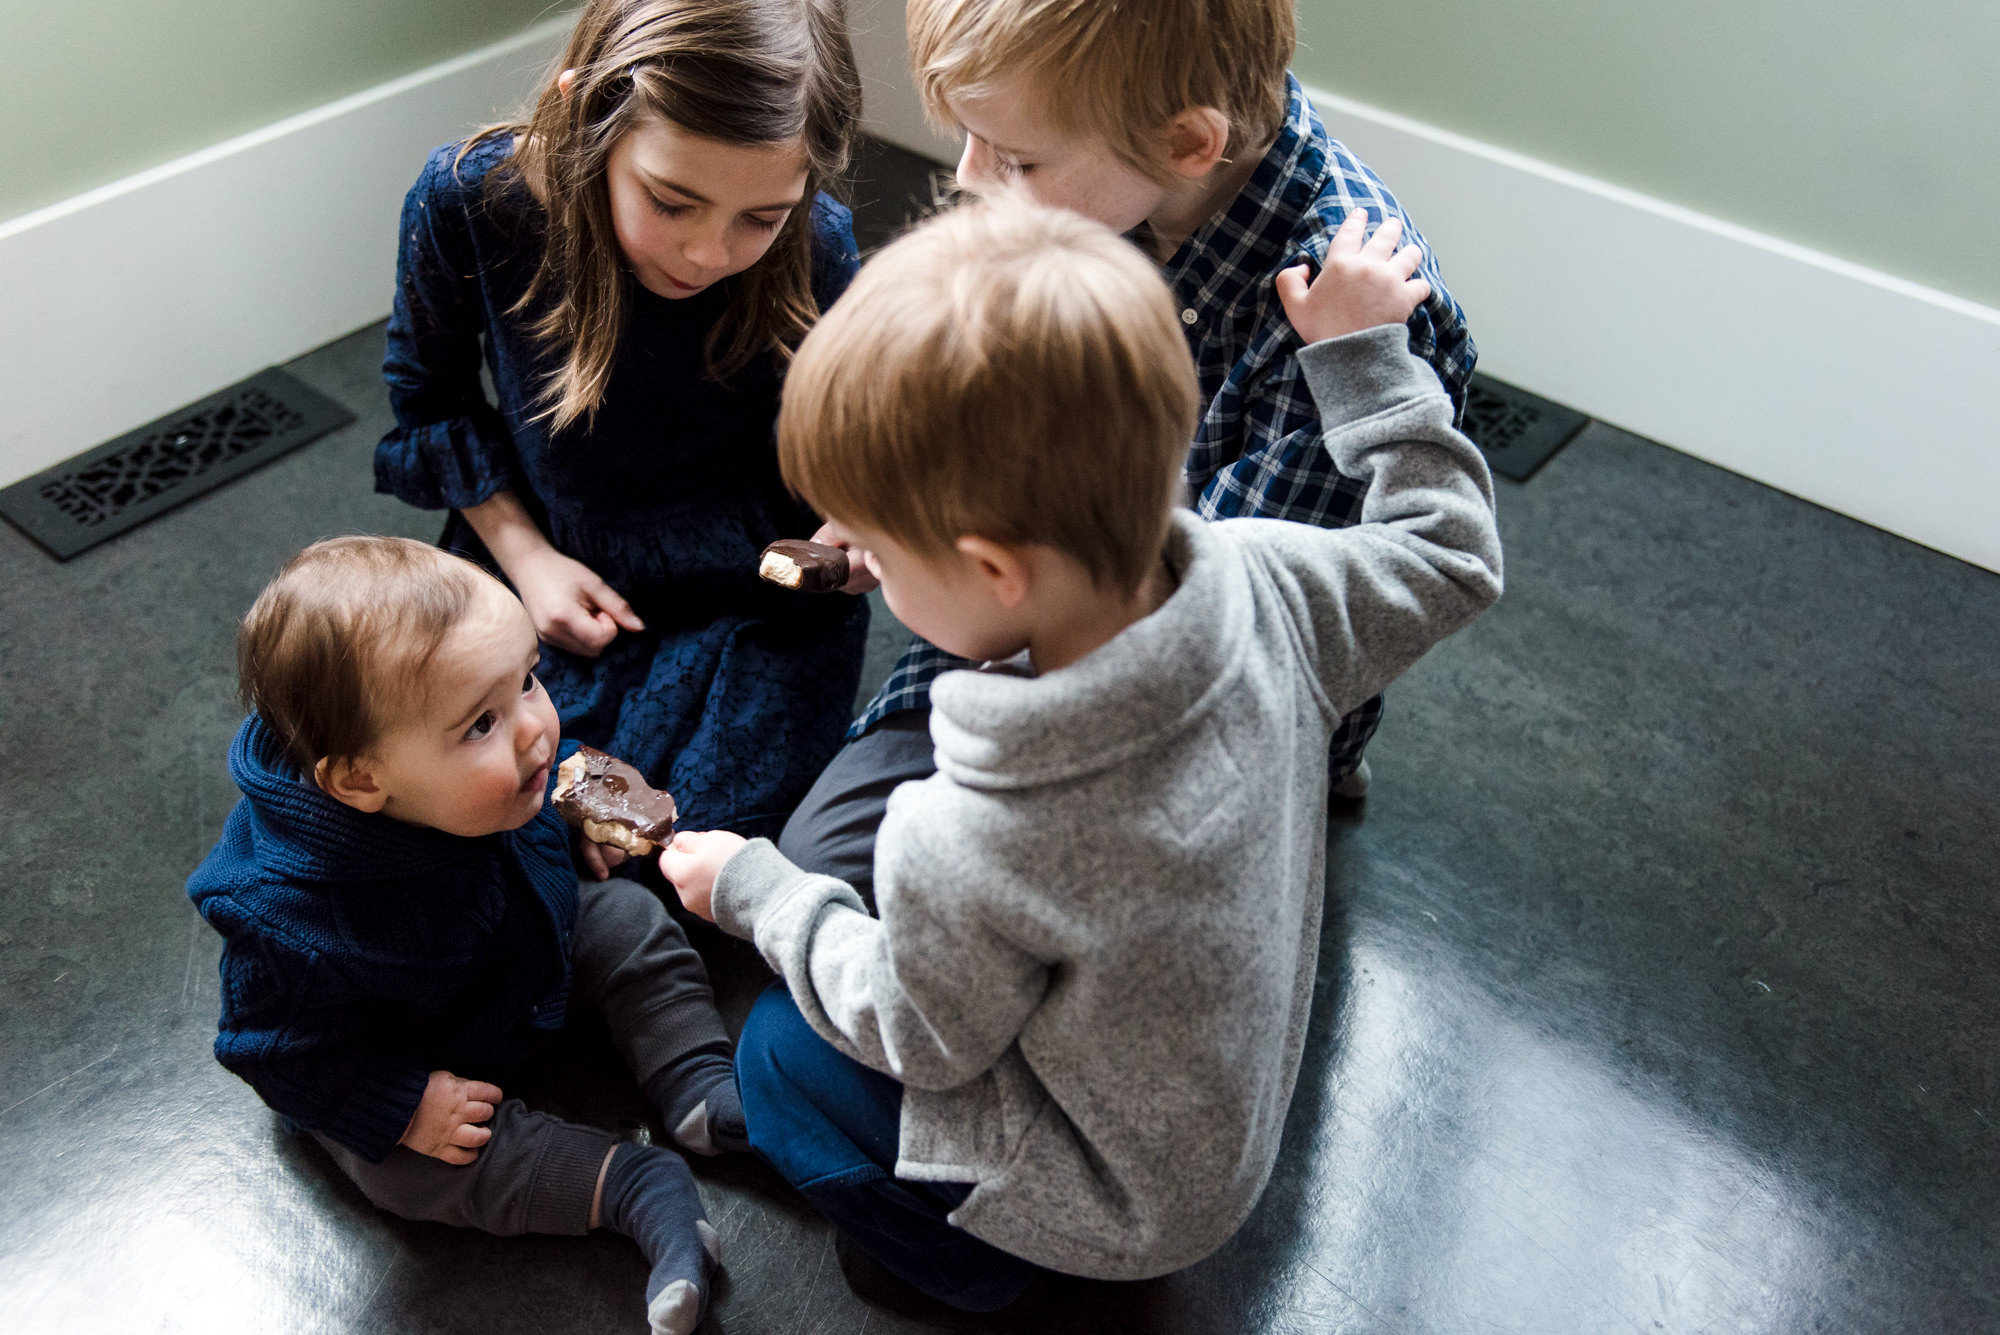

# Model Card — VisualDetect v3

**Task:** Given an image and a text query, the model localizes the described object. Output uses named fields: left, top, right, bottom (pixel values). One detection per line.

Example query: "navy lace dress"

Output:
left=376, top=138, right=868, bottom=839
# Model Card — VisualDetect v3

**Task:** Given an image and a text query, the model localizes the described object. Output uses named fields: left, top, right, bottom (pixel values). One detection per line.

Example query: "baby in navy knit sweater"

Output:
left=188, top=537, right=736, bottom=1335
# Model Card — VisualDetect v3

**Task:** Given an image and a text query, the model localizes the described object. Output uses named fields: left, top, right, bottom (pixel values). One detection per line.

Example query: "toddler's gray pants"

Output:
left=313, top=876, right=724, bottom=1235
left=776, top=711, right=936, bottom=913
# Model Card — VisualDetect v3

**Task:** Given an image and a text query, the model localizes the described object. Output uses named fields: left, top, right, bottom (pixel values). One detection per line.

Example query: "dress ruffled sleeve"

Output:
left=374, top=145, right=521, bottom=511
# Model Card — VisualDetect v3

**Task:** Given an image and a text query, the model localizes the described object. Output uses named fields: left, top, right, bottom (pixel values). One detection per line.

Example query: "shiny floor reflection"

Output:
left=1301, top=942, right=1830, bottom=1330
left=3, top=143, right=1996, bottom=1335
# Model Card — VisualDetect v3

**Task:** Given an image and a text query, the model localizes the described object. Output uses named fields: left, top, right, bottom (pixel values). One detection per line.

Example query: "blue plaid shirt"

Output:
left=852, top=75, right=1477, bottom=739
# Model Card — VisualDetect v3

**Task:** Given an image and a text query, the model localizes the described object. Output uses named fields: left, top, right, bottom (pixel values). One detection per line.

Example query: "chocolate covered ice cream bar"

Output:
left=758, top=539, right=849, bottom=593
left=552, top=746, right=676, bottom=856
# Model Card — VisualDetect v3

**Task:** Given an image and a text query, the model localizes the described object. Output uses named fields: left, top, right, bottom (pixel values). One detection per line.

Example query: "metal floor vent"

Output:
left=0, top=367, right=354, bottom=560
left=1461, top=373, right=1589, bottom=482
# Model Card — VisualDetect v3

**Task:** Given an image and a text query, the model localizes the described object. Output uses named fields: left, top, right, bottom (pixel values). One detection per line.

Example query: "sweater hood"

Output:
left=929, top=511, right=1251, bottom=790
left=225, top=713, right=495, bottom=883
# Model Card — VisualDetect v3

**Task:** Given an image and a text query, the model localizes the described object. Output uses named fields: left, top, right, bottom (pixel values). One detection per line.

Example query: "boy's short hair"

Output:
left=778, top=196, right=1197, bottom=595
left=907, top=0, right=1295, bottom=173
left=239, top=536, right=493, bottom=778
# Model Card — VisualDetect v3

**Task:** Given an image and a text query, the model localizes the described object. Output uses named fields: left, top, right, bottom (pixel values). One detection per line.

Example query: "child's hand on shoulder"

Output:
left=400, top=1070, right=503, bottom=1164
left=1275, top=212, right=1433, bottom=347
left=659, top=830, right=748, bottom=922
left=512, top=546, right=645, bottom=658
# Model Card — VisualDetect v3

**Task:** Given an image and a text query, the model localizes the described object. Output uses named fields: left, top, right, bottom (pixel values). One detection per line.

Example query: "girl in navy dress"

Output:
left=377, top=0, right=868, bottom=848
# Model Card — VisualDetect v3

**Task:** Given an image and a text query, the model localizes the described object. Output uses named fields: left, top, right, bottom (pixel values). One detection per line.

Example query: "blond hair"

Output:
left=470, top=0, right=862, bottom=432
left=778, top=198, right=1197, bottom=594
left=907, top=0, right=1294, bottom=176
left=239, top=537, right=499, bottom=777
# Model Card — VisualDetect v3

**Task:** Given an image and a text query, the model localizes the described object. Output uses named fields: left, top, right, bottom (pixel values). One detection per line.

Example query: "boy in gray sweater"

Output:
left=661, top=197, right=1502, bottom=1312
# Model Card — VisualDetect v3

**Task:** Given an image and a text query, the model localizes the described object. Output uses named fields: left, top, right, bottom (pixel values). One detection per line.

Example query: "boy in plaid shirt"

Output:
left=782, top=0, right=1476, bottom=897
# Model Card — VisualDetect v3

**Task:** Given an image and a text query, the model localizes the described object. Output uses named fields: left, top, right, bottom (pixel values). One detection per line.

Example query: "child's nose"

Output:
left=686, top=222, right=731, bottom=272
left=519, top=705, right=549, bottom=755
left=956, top=137, right=990, bottom=191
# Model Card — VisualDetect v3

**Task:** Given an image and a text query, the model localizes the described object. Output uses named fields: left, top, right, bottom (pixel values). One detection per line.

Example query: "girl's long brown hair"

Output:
left=466, top=0, right=860, bottom=433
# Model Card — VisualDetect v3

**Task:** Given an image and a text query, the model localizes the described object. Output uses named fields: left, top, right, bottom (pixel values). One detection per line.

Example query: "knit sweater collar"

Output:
left=929, top=511, right=1250, bottom=790
left=228, top=713, right=491, bottom=882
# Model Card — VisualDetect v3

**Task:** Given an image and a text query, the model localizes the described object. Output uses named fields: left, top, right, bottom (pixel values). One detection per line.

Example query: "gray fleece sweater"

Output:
left=713, top=324, right=1503, bottom=1280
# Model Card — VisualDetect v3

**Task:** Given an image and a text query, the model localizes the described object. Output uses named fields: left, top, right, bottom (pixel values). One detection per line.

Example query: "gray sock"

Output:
left=645, top=1055, right=748, bottom=1156
left=600, top=1143, right=720, bottom=1335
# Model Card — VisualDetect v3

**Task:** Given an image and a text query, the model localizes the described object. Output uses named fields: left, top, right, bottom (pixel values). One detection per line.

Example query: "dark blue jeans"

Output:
left=736, top=982, right=1041, bottom=1312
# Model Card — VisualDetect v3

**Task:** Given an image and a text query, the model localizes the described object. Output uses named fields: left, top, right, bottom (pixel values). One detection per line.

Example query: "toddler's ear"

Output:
left=955, top=536, right=1033, bottom=611
left=315, top=756, right=388, bottom=813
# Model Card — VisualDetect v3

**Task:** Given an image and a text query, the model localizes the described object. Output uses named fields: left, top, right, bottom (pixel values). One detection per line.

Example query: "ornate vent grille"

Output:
left=0, top=368, right=353, bottom=561
left=1461, top=374, right=1588, bottom=482
left=37, top=388, right=308, bottom=528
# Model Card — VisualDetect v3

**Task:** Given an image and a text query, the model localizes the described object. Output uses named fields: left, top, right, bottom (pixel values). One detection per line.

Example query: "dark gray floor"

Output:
left=4, top=142, right=1998, bottom=1333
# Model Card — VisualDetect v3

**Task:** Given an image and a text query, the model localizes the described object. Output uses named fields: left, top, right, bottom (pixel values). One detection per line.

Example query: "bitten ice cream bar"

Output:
left=551, top=745, right=677, bottom=855
left=758, top=539, right=850, bottom=593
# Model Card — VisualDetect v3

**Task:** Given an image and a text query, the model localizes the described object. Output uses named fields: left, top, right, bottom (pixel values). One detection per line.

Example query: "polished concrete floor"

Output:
left=3, top=143, right=1997, bottom=1333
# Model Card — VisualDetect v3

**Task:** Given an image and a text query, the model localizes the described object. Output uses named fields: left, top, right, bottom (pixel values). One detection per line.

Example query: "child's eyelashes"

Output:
left=644, top=194, right=786, bottom=232
left=987, top=148, right=1034, bottom=177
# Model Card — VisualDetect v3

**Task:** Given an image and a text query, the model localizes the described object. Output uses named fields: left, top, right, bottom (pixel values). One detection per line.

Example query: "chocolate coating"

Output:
left=552, top=746, right=676, bottom=850
left=759, top=539, right=850, bottom=594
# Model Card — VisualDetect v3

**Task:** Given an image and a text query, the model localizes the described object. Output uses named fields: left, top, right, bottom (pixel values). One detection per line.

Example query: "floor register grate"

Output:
left=1461, top=373, right=1590, bottom=483
left=0, top=367, right=354, bottom=560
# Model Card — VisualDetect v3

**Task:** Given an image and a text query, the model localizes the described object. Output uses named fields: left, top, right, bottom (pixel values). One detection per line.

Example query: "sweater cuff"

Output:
left=713, top=837, right=870, bottom=1002
left=712, top=837, right=813, bottom=939
left=1296, top=324, right=1448, bottom=429
left=319, top=1054, right=432, bottom=1164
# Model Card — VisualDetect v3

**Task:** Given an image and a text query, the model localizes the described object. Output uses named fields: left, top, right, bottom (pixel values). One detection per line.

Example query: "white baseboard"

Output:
left=1300, top=84, right=2000, bottom=575
left=0, top=18, right=575, bottom=493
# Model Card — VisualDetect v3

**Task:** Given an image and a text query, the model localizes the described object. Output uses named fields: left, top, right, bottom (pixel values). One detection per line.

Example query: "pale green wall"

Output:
left=1, top=1, right=567, bottom=224
left=15, top=2, right=1993, bottom=308
left=1295, top=0, right=2000, bottom=309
